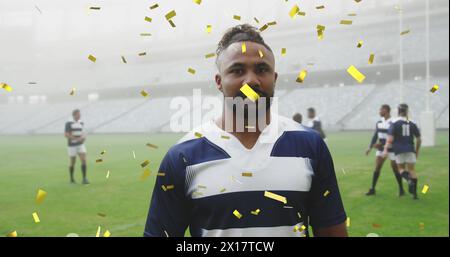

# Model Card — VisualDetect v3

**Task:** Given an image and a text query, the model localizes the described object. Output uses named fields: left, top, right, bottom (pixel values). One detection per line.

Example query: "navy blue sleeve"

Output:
left=387, top=122, right=396, bottom=136
left=144, top=148, right=190, bottom=237
left=64, top=122, right=71, bottom=133
left=308, top=135, right=347, bottom=229
left=369, top=123, right=378, bottom=148
left=412, top=123, right=421, bottom=137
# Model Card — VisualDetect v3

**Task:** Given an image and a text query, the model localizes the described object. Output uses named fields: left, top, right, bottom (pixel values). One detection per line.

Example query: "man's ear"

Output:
left=215, top=74, right=223, bottom=92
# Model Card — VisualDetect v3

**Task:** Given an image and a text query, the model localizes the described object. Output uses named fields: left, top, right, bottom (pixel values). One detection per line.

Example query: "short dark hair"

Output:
left=398, top=103, right=408, bottom=115
left=72, top=109, right=80, bottom=116
left=293, top=113, right=302, bottom=124
left=216, top=24, right=272, bottom=66
left=381, top=104, right=391, bottom=113
left=307, top=107, right=315, bottom=113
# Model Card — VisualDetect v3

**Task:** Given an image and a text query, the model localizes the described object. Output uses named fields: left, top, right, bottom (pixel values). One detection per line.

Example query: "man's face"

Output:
left=379, top=107, right=386, bottom=117
left=215, top=41, right=278, bottom=108
left=307, top=111, right=315, bottom=119
left=73, top=112, right=81, bottom=121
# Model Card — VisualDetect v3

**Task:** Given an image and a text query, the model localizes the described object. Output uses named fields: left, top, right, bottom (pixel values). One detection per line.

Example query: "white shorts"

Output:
left=375, top=150, right=396, bottom=161
left=395, top=152, right=417, bottom=164
left=67, top=144, right=87, bottom=157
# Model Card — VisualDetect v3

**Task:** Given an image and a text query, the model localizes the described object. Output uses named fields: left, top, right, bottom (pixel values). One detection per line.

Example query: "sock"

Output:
left=371, top=170, right=380, bottom=190
left=401, top=171, right=411, bottom=181
left=411, top=178, right=418, bottom=196
left=81, top=164, right=87, bottom=180
left=69, top=166, right=74, bottom=180
left=393, top=170, right=404, bottom=192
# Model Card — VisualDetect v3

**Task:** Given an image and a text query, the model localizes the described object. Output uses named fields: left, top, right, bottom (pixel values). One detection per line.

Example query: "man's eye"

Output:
left=231, top=69, right=244, bottom=75
left=257, top=67, right=269, bottom=73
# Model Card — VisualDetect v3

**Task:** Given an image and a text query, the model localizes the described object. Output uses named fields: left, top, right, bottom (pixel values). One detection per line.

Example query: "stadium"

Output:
left=0, top=0, right=448, bottom=237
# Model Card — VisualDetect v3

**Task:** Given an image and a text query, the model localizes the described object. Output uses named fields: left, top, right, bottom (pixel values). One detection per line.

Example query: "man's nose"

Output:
left=242, top=71, right=261, bottom=89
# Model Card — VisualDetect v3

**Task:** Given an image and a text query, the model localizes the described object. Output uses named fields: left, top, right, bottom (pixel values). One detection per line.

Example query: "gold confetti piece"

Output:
left=140, top=33, right=152, bottom=36
left=32, top=212, right=40, bottom=223
left=88, top=54, right=97, bottom=63
left=205, top=53, right=215, bottom=59
left=146, top=143, right=158, bottom=149
left=233, top=210, right=242, bottom=219
left=166, top=185, right=175, bottom=190
left=368, top=54, right=375, bottom=64
left=296, top=70, right=307, bottom=83
left=193, top=0, right=202, bottom=4
left=100, top=150, right=106, bottom=155
left=298, top=11, right=306, bottom=16
left=283, top=206, right=293, bottom=209
left=251, top=209, right=261, bottom=215
left=316, top=5, right=325, bottom=9
left=141, top=168, right=151, bottom=180
left=323, top=190, right=330, bottom=197
left=141, top=90, right=149, bottom=97
left=6, top=231, right=17, bottom=237
left=144, top=16, right=152, bottom=23
left=281, top=48, right=286, bottom=56
left=164, top=230, right=169, bottom=237
left=242, top=172, right=253, bottom=177
left=346, top=217, right=351, bottom=227
left=357, top=40, right=363, bottom=48
left=419, top=222, right=425, bottom=230
left=106, top=170, right=110, bottom=179
left=121, top=56, right=127, bottom=64
left=141, top=160, right=150, bottom=168
left=258, top=49, right=264, bottom=58
left=69, top=88, right=76, bottom=96
left=241, top=42, right=247, bottom=53
left=157, top=172, right=165, bottom=176
left=354, top=0, right=362, bottom=2
left=168, top=19, right=176, bottom=27
left=132, top=151, right=136, bottom=159
left=206, top=25, right=212, bottom=33
left=165, top=10, right=176, bottom=20
left=97, top=213, right=106, bottom=217
left=36, top=189, right=47, bottom=204
left=317, top=25, right=325, bottom=31
left=348, top=13, right=357, bottom=16
left=347, top=65, right=366, bottom=83
left=233, top=15, right=241, bottom=21
left=340, top=20, right=353, bottom=25
left=220, top=188, right=226, bottom=193
left=421, top=185, right=429, bottom=194
left=221, top=135, right=230, bottom=139
left=96, top=226, right=101, bottom=237
left=96, top=159, right=103, bottom=163
left=254, top=17, right=260, bottom=23
left=192, top=191, right=203, bottom=197
left=103, top=230, right=111, bottom=237
left=149, top=4, right=159, bottom=10
left=430, top=85, right=439, bottom=93
left=264, top=191, right=287, bottom=204
left=197, top=185, right=207, bottom=189
left=194, top=132, right=202, bottom=138
left=317, top=29, right=324, bottom=40
left=259, top=24, right=269, bottom=32
left=138, top=52, right=147, bottom=56
left=188, top=68, right=196, bottom=74
left=300, top=225, right=306, bottom=231
left=293, top=225, right=299, bottom=232
left=240, top=83, right=260, bottom=102
left=267, top=21, right=277, bottom=26
left=297, top=212, right=302, bottom=219
left=89, top=6, right=101, bottom=10
left=400, top=30, right=410, bottom=36
left=161, top=185, right=167, bottom=191
left=289, top=5, right=300, bottom=18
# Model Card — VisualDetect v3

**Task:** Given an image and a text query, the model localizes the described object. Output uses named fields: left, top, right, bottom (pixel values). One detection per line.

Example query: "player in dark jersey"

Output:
left=383, top=104, right=421, bottom=199
left=306, top=108, right=326, bottom=139
left=64, top=109, right=89, bottom=184
left=365, top=105, right=404, bottom=196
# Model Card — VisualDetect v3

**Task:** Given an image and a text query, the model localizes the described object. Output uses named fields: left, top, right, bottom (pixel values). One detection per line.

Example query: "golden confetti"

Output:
left=323, top=190, right=330, bottom=197
left=6, top=231, right=17, bottom=237
left=340, top=20, right=353, bottom=25
left=88, top=54, right=97, bottom=63
left=259, top=24, right=269, bottom=32
left=205, top=53, right=216, bottom=59
left=121, top=56, right=127, bottom=64
left=89, top=6, right=101, bottom=10
left=193, top=0, right=202, bottom=5
left=164, top=230, right=169, bottom=237
left=298, top=11, right=306, bottom=16
left=146, top=143, right=158, bottom=149
left=157, top=172, right=165, bottom=176
left=241, top=42, right=247, bottom=53
left=293, top=225, right=299, bottom=232
left=281, top=48, right=287, bottom=56
left=165, top=10, right=176, bottom=20
left=233, top=210, right=243, bottom=219
left=161, top=185, right=167, bottom=191
left=419, top=222, right=425, bottom=230
left=254, top=17, right=260, bottom=23
left=368, top=54, right=375, bottom=64
left=347, top=65, right=366, bottom=83
left=354, top=0, right=362, bottom=2
left=197, top=185, right=207, bottom=189
left=32, top=212, right=40, bottom=223
left=221, top=135, right=230, bottom=140
left=289, top=5, right=300, bottom=18
left=194, top=132, right=203, bottom=138
left=97, top=213, right=106, bottom=217
left=1, top=83, right=12, bottom=92
left=103, top=230, right=111, bottom=237
left=36, top=189, right=47, bottom=204
left=233, top=15, right=241, bottom=21
left=316, top=25, right=325, bottom=40
left=239, top=83, right=260, bottom=102
left=96, top=226, right=101, bottom=237
left=400, top=30, right=410, bottom=36
left=264, top=191, right=287, bottom=204
left=166, top=185, right=175, bottom=190
left=357, top=40, right=363, bottom=48
left=167, top=19, right=176, bottom=27
left=346, top=217, right=351, bottom=227
left=242, top=172, right=253, bottom=177
left=430, top=85, right=439, bottom=93
left=348, top=13, right=357, bottom=16
left=267, top=21, right=277, bottom=26
left=95, top=159, right=103, bottom=163
left=141, top=168, right=151, bottom=180
left=144, top=16, right=152, bottom=23
left=141, top=90, right=149, bottom=97
left=297, top=212, right=302, bottom=219
left=188, top=68, right=196, bottom=75
left=296, top=70, right=307, bottom=83
left=141, top=160, right=150, bottom=168
left=316, top=5, right=325, bottom=9
left=258, top=49, right=264, bottom=58
left=149, top=3, right=159, bottom=9
left=220, top=188, right=226, bottom=193
left=251, top=209, right=261, bottom=215
left=106, top=170, right=110, bottom=179
left=100, top=150, right=106, bottom=155
left=206, top=24, right=212, bottom=33
left=138, top=52, right=147, bottom=56
left=421, top=184, right=429, bottom=194
left=69, top=88, right=76, bottom=96
left=132, top=150, right=136, bottom=159
left=140, top=33, right=152, bottom=37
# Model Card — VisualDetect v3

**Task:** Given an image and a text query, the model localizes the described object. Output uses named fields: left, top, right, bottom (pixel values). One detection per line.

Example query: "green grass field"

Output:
left=0, top=131, right=448, bottom=237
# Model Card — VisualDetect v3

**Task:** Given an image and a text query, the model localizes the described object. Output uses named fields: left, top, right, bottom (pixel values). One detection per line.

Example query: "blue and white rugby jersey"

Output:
left=144, top=114, right=346, bottom=237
